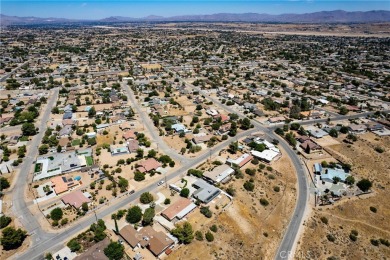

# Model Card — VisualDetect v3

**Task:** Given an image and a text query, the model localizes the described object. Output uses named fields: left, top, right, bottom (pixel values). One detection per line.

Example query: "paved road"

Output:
left=174, top=73, right=310, bottom=260
left=0, top=60, right=31, bottom=82
left=122, top=82, right=185, bottom=162
left=16, top=127, right=258, bottom=260
left=11, top=87, right=59, bottom=255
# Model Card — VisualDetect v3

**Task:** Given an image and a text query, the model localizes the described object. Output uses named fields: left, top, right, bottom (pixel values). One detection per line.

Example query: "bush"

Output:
left=243, top=181, right=254, bottom=191
left=374, top=147, right=384, bottom=153
left=200, top=207, right=213, bottom=218
left=370, top=206, right=377, bottom=213
left=357, top=179, right=372, bottom=192
left=320, top=217, right=328, bottom=225
left=1, top=227, right=27, bottom=250
left=180, top=188, right=190, bottom=198
left=104, top=241, right=124, bottom=260
left=126, top=206, right=142, bottom=224
left=205, top=231, right=214, bottom=242
left=195, top=231, right=203, bottom=241
left=370, top=239, right=380, bottom=246
left=260, top=198, right=269, bottom=206
left=61, top=218, right=69, bottom=226
left=171, top=222, right=194, bottom=244
left=0, top=177, right=10, bottom=191
left=67, top=238, right=81, bottom=252
left=140, top=192, right=154, bottom=204
left=134, top=171, right=145, bottom=181
left=0, top=215, right=12, bottom=228
left=50, top=208, right=63, bottom=221
left=164, top=198, right=171, bottom=205
left=327, top=234, right=336, bottom=242
left=226, top=186, right=236, bottom=196
left=349, top=233, right=357, bottom=242
left=379, top=238, right=390, bottom=247
left=210, top=225, right=218, bottom=233
left=273, top=186, right=280, bottom=192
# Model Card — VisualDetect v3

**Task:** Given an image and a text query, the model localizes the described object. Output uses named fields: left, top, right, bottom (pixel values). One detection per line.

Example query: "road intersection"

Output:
left=10, top=83, right=387, bottom=260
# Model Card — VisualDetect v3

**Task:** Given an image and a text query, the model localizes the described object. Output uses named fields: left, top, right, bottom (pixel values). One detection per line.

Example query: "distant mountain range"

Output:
left=1, top=10, right=390, bottom=26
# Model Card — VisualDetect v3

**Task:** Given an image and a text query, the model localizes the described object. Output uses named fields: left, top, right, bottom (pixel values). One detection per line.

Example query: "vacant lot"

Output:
left=296, top=133, right=390, bottom=259
left=168, top=148, right=297, bottom=260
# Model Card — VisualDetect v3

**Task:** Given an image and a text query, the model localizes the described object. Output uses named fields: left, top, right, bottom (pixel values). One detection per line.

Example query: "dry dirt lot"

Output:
left=296, top=133, right=390, bottom=259
left=168, top=148, right=297, bottom=260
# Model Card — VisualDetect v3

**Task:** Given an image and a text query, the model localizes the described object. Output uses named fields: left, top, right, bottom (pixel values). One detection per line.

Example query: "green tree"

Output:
left=140, top=192, right=154, bottom=204
left=339, top=106, right=349, bottom=115
left=1, top=227, right=27, bottom=250
left=180, top=188, right=190, bottom=198
left=329, top=129, right=338, bottom=138
left=205, top=231, right=214, bottom=242
left=88, top=106, right=96, bottom=118
left=81, top=202, right=89, bottom=212
left=50, top=208, right=63, bottom=221
left=134, top=171, right=145, bottom=181
left=21, top=122, right=37, bottom=136
left=344, top=175, right=354, bottom=185
left=142, top=208, right=155, bottom=226
left=104, top=241, right=124, bottom=260
left=357, top=179, right=372, bottom=192
left=195, top=231, right=203, bottom=241
left=38, top=144, right=49, bottom=155
left=118, top=178, right=129, bottom=192
left=126, top=206, right=142, bottom=224
left=171, top=222, right=194, bottom=244
left=0, top=177, right=10, bottom=191
left=67, top=238, right=81, bottom=252
left=0, top=215, right=12, bottom=228
left=243, top=181, right=255, bottom=191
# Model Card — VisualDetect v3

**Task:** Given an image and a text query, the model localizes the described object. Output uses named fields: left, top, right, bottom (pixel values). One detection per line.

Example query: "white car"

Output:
left=157, top=180, right=165, bottom=186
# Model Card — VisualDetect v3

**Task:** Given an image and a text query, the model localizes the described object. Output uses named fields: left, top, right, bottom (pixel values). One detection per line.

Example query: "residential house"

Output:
left=136, top=158, right=162, bottom=173
left=348, top=124, right=367, bottom=134
left=192, top=179, right=221, bottom=204
left=61, top=190, right=90, bottom=209
left=161, top=198, right=197, bottom=221
left=122, top=130, right=136, bottom=140
left=110, top=145, right=129, bottom=156
left=51, top=175, right=78, bottom=194
left=127, top=139, right=139, bottom=153
left=300, top=140, right=322, bottom=153
left=192, top=134, right=212, bottom=144
left=226, top=153, right=253, bottom=168
left=119, top=225, right=174, bottom=257
left=203, top=164, right=235, bottom=184
left=58, top=125, right=73, bottom=137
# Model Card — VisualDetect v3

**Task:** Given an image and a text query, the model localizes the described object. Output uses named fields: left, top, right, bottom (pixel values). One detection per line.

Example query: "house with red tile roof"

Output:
left=136, top=158, right=162, bottom=173
left=61, top=190, right=90, bottom=209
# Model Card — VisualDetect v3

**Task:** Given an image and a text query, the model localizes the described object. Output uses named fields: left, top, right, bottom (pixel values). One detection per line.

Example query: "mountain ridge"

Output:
left=1, top=10, right=390, bottom=26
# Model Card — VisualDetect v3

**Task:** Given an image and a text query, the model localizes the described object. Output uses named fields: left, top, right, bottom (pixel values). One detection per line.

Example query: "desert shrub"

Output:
left=260, top=198, right=269, bottom=206
left=210, top=225, right=218, bottom=233
left=370, top=206, right=377, bottom=213
left=327, top=234, right=336, bottom=242
left=195, top=231, right=203, bottom=241
left=205, top=231, right=214, bottom=242
left=320, top=217, right=328, bottom=225
left=273, top=186, right=280, bottom=192
left=370, top=239, right=380, bottom=246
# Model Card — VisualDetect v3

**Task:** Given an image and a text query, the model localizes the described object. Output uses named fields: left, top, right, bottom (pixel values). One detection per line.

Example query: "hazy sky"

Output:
left=2, top=0, right=389, bottom=19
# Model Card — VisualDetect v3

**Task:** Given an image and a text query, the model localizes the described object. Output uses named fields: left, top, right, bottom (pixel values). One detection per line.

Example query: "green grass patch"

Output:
left=71, top=139, right=81, bottom=146
left=34, top=163, right=42, bottom=172
left=85, top=156, right=93, bottom=166
left=20, top=136, right=29, bottom=141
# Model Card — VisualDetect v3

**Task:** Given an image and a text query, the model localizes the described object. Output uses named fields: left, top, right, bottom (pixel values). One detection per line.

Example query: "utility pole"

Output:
left=94, top=209, right=98, bottom=222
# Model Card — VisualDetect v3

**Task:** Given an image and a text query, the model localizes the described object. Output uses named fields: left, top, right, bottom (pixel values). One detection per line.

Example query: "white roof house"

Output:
left=251, top=149, right=280, bottom=163
left=203, top=164, right=235, bottom=184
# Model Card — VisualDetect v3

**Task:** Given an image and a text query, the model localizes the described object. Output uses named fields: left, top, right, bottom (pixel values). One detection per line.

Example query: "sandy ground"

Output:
left=168, top=147, right=297, bottom=260
left=295, top=133, right=390, bottom=259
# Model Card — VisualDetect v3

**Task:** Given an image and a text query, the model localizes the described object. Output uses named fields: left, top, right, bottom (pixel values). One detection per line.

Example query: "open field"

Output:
left=168, top=148, right=297, bottom=259
left=296, top=133, right=390, bottom=259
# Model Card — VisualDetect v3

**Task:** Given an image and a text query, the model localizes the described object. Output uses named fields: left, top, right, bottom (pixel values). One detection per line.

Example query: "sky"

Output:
left=1, top=0, right=389, bottom=19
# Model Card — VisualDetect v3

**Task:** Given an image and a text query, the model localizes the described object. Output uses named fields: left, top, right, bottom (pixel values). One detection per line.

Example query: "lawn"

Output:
left=72, top=139, right=81, bottom=146
left=20, top=136, right=29, bottom=141
left=85, top=156, right=93, bottom=166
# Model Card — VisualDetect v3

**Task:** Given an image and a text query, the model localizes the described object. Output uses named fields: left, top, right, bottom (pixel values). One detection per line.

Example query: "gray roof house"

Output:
left=192, top=179, right=221, bottom=204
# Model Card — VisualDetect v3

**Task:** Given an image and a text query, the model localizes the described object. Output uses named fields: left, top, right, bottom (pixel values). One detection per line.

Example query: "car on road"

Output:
left=157, top=180, right=165, bottom=186
left=129, top=190, right=135, bottom=195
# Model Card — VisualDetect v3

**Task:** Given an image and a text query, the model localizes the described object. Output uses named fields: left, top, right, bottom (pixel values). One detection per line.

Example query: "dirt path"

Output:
left=225, top=203, right=252, bottom=235
left=321, top=211, right=390, bottom=234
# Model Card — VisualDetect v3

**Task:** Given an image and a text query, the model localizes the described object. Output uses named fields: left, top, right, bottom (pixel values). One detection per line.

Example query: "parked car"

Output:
left=157, top=180, right=165, bottom=186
